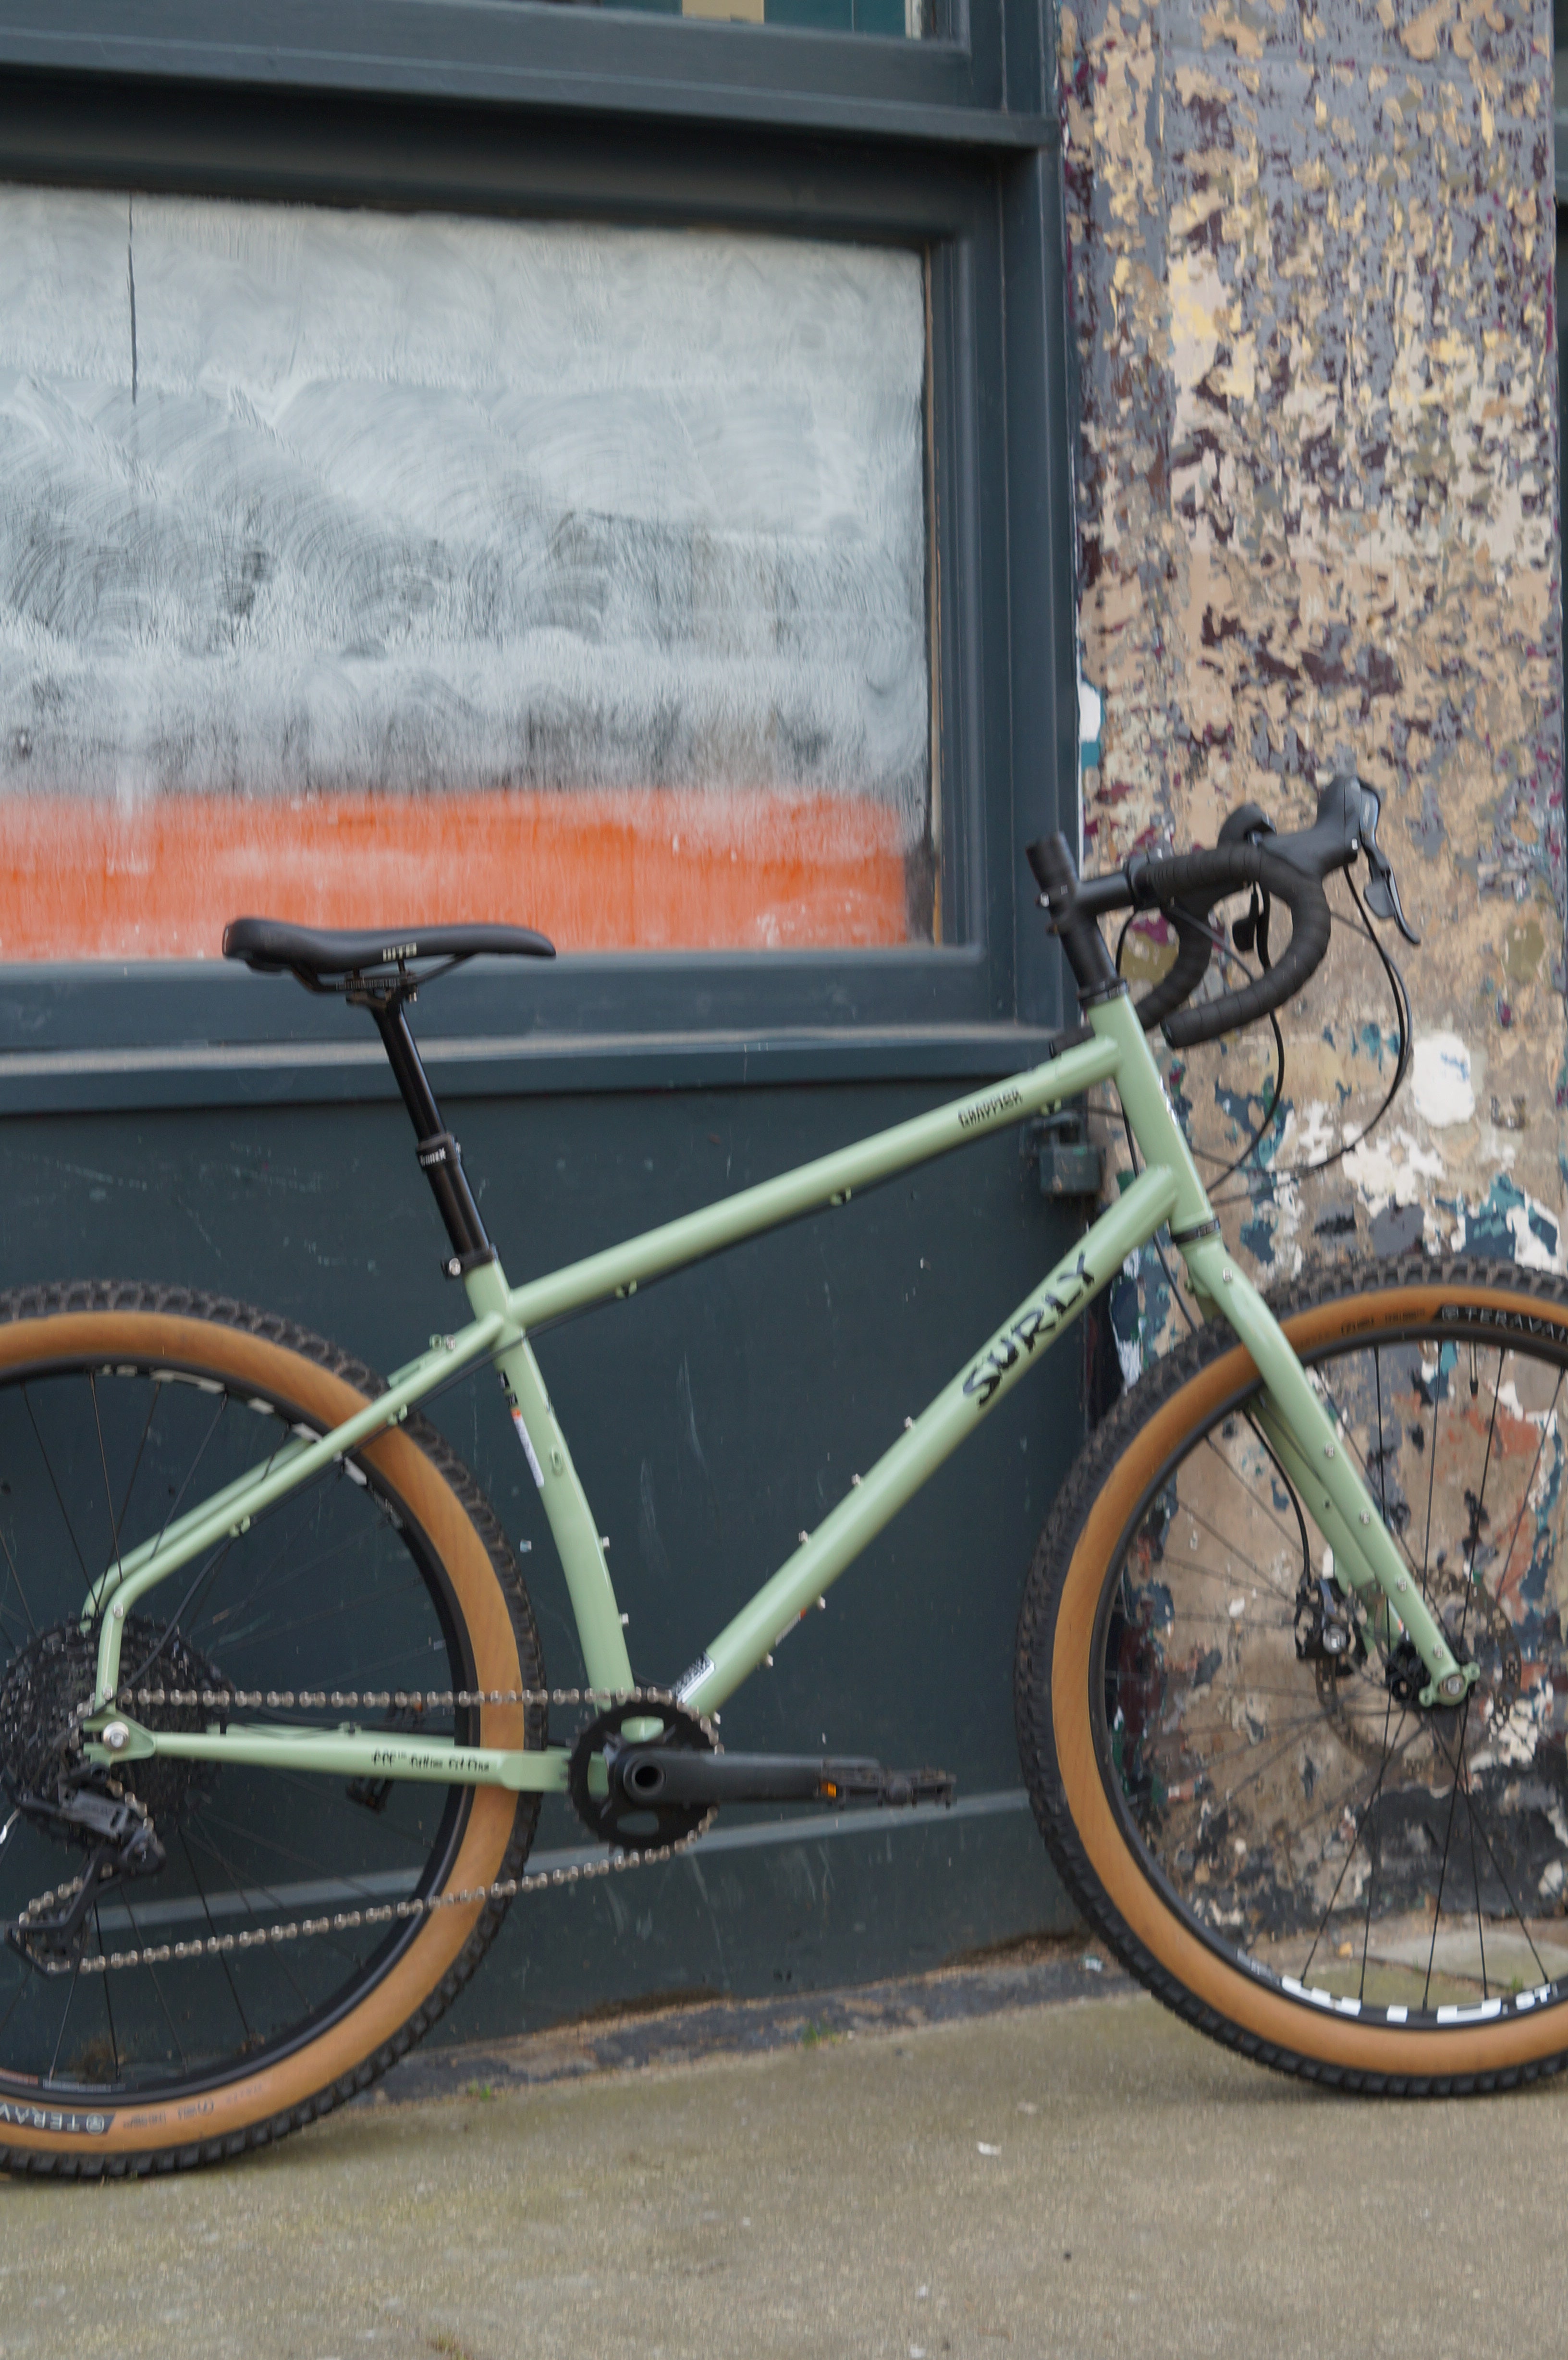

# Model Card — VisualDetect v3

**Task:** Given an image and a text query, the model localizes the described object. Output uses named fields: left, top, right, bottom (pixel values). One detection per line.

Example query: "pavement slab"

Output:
left=0, top=1974, right=1560, bottom=2360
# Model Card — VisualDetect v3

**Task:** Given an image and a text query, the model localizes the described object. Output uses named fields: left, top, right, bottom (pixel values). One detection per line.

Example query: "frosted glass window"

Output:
left=0, top=190, right=933, bottom=959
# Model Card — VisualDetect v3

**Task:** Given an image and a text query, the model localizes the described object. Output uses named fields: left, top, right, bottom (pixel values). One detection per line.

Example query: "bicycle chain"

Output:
left=12, top=1684, right=715, bottom=1979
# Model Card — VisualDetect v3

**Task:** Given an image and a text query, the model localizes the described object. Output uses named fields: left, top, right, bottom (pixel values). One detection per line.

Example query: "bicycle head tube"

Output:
left=1026, top=835, right=1123, bottom=1006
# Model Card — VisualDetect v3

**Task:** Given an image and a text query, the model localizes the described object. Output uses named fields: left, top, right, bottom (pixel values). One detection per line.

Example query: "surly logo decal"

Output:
left=0, top=2098, right=111, bottom=2135
left=963, top=1252, right=1095, bottom=1409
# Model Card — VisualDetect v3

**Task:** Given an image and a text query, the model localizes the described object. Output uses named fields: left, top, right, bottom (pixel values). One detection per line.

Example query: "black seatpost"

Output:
left=369, top=994, right=494, bottom=1278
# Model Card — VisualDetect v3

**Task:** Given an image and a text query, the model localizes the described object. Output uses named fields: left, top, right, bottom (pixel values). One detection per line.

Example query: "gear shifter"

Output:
left=1354, top=784, right=1420, bottom=944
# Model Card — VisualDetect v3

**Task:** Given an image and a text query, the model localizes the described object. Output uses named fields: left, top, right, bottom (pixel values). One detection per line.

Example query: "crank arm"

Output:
left=609, top=1745, right=956, bottom=1810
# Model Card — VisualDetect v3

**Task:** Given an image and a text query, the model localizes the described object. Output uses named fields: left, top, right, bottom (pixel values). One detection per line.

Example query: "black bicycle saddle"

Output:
left=222, top=916, right=556, bottom=983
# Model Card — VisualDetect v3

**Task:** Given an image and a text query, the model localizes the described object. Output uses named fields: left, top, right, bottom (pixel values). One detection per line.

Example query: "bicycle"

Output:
left=0, top=773, right=1562, bottom=2176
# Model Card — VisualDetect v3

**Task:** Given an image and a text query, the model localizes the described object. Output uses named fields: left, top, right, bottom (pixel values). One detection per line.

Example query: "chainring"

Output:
left=567, top=1694, right=716, bottom=1853
left=0, top=1616, right=226, bottom=1844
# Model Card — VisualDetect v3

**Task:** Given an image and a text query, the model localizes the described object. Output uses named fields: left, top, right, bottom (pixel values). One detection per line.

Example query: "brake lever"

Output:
left=1354, top=786, right=1420, bottom=945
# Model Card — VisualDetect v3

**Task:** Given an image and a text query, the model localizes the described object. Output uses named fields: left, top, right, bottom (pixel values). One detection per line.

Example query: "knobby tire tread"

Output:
left=1015, top=1250, right=1568, bottom=2100
left=0, top=1280, right=543, bottom=2176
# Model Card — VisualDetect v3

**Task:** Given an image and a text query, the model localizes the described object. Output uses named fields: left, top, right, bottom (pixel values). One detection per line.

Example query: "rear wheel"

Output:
left=0, top=1282, right=543, bottom=2173
left=1017, top=1255, right=1568, bottom=2092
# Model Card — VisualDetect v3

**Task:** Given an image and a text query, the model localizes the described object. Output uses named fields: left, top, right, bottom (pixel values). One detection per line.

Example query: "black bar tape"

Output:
left=1132, top=904, right=1220, bottom=1033
left=1123, top=842, right=1333, bottom=1050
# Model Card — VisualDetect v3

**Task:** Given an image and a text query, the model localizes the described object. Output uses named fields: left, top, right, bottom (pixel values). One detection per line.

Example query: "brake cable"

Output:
left=1098, top=860, right=1415, bottom=1359
left=1106, top=870, right=1412, bottom=1215
left=1112, top=908, right=1286, bottom=1192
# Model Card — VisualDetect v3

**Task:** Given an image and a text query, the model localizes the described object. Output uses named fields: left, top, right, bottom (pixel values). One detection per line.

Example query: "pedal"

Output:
left=606, top=1743, right=956, bottom=1813
left=819, top=1763, right=956, bottom=1809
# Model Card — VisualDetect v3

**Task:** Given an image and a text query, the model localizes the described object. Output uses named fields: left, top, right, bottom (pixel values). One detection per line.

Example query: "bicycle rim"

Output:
left=1020, top=1255, right=1568, bottom=2091
left=0, top=1285, right=540, bottom=2170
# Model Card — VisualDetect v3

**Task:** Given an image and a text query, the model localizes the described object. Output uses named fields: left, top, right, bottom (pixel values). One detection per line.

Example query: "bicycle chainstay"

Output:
left=8, top=1684, right=714, bottom=1979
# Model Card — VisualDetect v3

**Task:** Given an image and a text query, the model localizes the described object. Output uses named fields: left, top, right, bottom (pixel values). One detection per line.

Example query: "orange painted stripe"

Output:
left=0, top=788, right=913, bottom=961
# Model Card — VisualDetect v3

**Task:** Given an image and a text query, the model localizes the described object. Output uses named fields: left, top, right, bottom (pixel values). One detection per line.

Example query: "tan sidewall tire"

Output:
left=1044, top=1269, right=1568, bottom=2088
left=0, top=1305, right=532, bottom=2170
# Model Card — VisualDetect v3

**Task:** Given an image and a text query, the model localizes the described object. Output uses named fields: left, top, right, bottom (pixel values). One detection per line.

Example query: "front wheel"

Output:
left=1017, top=1254, right=1568, bottom=2094
left=0, top=1283, right=544, bottom=2174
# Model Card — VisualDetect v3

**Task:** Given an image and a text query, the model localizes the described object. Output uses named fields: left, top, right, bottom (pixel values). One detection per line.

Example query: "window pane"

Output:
left=0, top=190, right=935, bottom=959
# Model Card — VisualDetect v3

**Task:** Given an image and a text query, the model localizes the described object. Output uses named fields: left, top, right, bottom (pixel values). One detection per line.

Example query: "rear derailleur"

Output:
left=4, top=1779, right=166, bottom=1973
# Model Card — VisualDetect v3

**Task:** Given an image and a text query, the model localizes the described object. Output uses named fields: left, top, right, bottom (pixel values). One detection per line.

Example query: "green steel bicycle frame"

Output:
left=80, top=984, right=1474, bottom=1795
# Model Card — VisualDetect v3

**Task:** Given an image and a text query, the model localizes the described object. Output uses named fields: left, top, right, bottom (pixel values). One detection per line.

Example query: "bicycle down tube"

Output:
left=84, top=989, right=1469, bottom=1793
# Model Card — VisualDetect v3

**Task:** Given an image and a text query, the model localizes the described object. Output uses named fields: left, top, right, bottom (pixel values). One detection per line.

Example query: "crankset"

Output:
left=568, top=1694, right=956, bottom=1852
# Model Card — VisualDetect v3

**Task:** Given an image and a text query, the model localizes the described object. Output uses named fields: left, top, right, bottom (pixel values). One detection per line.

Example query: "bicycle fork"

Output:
left=1094, top=984, right=1475, bottom=1708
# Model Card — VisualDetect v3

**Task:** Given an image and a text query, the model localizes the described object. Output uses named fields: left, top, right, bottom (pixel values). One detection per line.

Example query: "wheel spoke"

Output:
left=1173, top=1500, right=1302, bottom=1609
left=178, top=1815, right=315, bottom=2016
left=1486, top=1366, right=1564, bottom=1610
left=0, top=1518, right=37, bottom=1638
left=1358, top=1685, right=1396, bottom=2004
left=1422, top=1694, right=1469, bottom=2012
left=144, top=1393, right=230, bottom=1567
left=22, top=1384, right=90, bottom=1586
left=177, top=1825, right=259, bottom=2049
left=1458, top=1351, right=1505, bottom=1649
left=1300, top=1702, right=1411, bottom=1982
left=45, top=1952, right=83, bottom=2086
left=88, top=1373, right=127, bottom=1595
left=1424, top=1713, right=1551, bottom=1988
left=112, top=1384, right=162, bottom=1551
left=95, top=1903, right=121, bottom=2079
left=1420, top=1347, right=1442, bottom=1605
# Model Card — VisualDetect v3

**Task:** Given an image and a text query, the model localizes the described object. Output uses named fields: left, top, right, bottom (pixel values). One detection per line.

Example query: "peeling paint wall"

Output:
left=1060, top=0, right=1565, bottom=1359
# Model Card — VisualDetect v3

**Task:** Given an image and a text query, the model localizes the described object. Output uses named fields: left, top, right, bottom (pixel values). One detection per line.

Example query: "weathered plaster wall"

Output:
left=1060, top=0, right=1565, bottom=1351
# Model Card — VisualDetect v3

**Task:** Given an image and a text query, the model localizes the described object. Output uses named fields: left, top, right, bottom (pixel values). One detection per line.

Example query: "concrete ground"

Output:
left=1, top=1959, right=1561, bottom=2360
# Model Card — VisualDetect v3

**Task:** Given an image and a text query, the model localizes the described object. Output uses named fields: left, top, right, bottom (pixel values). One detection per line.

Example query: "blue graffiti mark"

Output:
left=1213, top=1078, right=1286, bottom=1159
left=1458, top=1173, right=1527, bottom=1262
left=1518, top=1436, right=1561, bottom=1612
left=1240, top=1213, right=1274, bottom=1264
left=1530, top=1205, right=1559, bottom=1255
left=1351, top=1022, right=1398, bottom=1069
